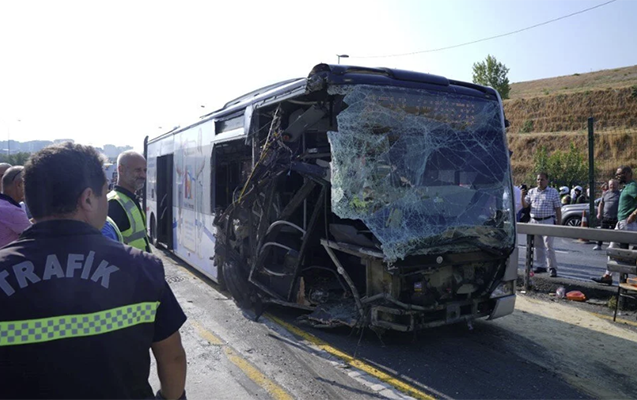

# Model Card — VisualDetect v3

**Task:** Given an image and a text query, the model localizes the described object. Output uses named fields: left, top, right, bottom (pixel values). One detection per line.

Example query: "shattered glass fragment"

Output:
left=327, top=85, right=356, bottom=96
left=328, top=85, right=514, bottom=261
left=302, top=301, right=359, bottom=328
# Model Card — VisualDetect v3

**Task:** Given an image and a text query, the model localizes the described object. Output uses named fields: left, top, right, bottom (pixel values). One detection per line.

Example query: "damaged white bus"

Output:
left=145, top=63, right=518, bottom=333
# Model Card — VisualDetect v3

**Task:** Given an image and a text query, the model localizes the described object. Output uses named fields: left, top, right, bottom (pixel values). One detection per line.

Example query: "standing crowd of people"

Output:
left=0, top=144, right=187, bottom=399
left=516, top=165, right=637, bottom=285
left=591, top=165, right=637, bottom=285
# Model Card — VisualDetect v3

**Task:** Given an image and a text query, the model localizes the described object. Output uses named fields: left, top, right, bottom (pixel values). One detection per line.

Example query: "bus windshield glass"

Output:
left=328, top=84, right=515, bottom=261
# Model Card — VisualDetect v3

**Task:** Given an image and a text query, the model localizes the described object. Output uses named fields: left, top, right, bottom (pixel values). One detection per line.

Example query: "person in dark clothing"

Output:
left=517, top=184, right=531, bottom=222
left=0, top=142, right=187, bottom=399
left=570, top=185, right=587, bottom=204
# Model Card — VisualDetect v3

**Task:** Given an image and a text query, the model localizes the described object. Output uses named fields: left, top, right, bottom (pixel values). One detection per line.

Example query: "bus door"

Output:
left=156, top=154, right=174, bottom=249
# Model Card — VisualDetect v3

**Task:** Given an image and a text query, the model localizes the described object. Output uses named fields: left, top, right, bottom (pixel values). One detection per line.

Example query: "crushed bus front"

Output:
left=210, top=63, right=517, bottom=332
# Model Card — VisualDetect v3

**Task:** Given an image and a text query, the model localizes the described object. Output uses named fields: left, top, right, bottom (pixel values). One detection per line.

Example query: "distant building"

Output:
left=0, top=140, right=132, bottom=159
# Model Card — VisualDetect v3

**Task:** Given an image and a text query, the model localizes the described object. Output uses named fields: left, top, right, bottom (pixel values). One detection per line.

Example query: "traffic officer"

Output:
left=0, top=142, right=187, bottom=399
left=108, top=150, right=151, bottom=252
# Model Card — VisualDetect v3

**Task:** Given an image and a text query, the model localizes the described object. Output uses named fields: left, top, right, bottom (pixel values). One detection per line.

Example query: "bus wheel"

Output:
left=222, top=259, right=252, bottom=310
left=150, top=214, right=159, bottom=248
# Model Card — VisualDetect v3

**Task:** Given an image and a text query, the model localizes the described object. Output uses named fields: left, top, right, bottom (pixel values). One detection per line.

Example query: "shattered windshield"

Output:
left=327, top=85, right=515, bottom=261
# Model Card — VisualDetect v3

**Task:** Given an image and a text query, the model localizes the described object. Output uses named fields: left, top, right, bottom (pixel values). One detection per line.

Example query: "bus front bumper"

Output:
left=488, top=294, right=516, bottom=320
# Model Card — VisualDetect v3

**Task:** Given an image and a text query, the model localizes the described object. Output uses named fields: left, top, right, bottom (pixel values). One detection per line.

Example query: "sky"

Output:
left=0, top=0, right=635, bottom=151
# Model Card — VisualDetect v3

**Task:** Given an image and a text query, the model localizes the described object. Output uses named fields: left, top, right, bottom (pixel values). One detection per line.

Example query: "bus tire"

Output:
left=222, top=259, right=252, bottom=309
left=150, top=214, right=159, bottom=248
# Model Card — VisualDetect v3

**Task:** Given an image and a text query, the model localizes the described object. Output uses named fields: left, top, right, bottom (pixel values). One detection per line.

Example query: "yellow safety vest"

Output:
left=107, top=190, right=150, bottom=252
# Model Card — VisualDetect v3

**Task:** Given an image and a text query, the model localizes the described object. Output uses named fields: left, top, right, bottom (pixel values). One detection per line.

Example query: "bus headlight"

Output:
left=490, top=281, right=515, bottom=298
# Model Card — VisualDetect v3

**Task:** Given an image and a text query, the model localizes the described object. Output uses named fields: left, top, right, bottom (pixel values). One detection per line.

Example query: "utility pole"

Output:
left=3, top=119, right=20, bottom=157
left=587, top=117, right=596, bottom=227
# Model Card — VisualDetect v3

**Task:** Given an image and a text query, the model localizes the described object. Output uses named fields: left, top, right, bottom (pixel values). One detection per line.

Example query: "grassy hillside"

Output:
left=503, top=65, right=637, bottom=186
left=508, top=65, right=637, bottom=100
left=505, top=86, right=637, bottom=133
left=508, top=131, right=637, bottom=185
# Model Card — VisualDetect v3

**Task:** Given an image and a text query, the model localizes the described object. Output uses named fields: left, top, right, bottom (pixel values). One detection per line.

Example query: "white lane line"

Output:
left=518, top=246, right=569, bottom=254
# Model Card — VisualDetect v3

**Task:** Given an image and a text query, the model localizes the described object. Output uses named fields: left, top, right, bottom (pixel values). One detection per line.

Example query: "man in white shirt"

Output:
left=521, top=172, right=562, bottom=277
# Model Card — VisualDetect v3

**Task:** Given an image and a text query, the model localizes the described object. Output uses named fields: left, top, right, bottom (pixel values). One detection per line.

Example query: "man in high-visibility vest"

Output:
left=108, top=150, right=151, bottom=252
left=0, top=142, right=187, bottom=399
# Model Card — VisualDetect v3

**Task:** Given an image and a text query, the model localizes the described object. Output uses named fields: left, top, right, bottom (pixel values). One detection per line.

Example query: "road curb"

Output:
left=516, top=271, right=617, bottom=302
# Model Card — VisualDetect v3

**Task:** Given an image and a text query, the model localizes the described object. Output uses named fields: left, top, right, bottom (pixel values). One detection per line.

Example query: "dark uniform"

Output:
left=0, top=220, right=187, bottom=399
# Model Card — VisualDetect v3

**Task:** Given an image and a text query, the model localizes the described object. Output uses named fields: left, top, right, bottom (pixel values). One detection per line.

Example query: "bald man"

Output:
left=107, top=151, right=151, bottom=252
left=0, top=162, right=12, bottom=192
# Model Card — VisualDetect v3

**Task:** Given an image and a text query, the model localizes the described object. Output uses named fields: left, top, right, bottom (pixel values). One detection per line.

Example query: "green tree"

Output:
left=472, top=55, right=511, bottom=100
left=0, top=152, right=31, bottom=165
left=530, top=143, right=593, bottom=188
left=530, top=146, right=549, bottom=183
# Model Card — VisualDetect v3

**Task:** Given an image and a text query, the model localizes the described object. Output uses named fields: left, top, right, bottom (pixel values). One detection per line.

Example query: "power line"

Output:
left=351, top=0, right=617, bottom=59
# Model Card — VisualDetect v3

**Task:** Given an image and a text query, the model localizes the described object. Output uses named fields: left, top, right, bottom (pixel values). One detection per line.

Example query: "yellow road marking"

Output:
left=266, top=314, right=436, bottom=400
left=591, top=312, right=637, bottom=328
left=190, top=321, right=293, bottom=400
left=191, top=320, right=224, bottom=345
left=223, top=348, right=293, bottom=400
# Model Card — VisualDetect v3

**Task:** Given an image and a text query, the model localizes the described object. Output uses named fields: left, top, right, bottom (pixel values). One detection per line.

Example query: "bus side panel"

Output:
left=146, top=138, right=164, bottom=242
left=172, top=121, right=218, bottom=281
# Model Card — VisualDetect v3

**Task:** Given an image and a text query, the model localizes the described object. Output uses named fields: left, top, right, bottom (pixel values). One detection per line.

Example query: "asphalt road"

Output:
left=266, top=309, right=590, bottom=399
left=147, top=248, right=637, bottom=400
left=148, top=251, right=405, bottom=400
left=516, top=233, right=610, bottom=282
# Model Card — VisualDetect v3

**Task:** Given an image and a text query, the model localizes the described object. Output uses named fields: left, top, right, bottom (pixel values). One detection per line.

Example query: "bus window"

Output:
left=213, top=140, right=251, bottom=210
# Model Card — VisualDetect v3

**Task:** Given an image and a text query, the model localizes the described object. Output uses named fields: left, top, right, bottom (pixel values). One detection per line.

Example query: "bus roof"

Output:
left=149, top=63, right=499, bottom=143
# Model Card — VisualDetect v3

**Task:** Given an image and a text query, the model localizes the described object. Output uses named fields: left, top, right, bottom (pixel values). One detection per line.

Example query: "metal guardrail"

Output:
left=516, top=223, right=637, bottom=290
left=517, top=223, right=637, bottom=243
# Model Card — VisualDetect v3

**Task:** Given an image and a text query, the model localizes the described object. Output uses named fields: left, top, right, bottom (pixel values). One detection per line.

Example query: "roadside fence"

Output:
left=517, top=223, right=637, bottom=291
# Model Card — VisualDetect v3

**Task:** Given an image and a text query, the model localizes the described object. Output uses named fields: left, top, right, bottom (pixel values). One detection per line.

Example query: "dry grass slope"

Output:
left=508, top=131, right=637, bottom=185
left=503, top=65, right=637, bottom=184
left=505, top=87, right=637, bottom=133
left=508, top=65, right=637, bottom=99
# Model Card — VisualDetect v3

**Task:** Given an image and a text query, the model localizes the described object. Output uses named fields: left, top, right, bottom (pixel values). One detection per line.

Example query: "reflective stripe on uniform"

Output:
left=0, top=301, right=159, bottom=347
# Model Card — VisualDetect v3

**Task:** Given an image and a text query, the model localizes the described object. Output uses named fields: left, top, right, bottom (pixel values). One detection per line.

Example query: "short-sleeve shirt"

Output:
left=0, top=194, right=31, bottom=248
left=617, top=181, right=637, bottom=221
left=0, top=220, right=186, bottom=399
left=601, top=190, right=620, bottom=220
left=525, top=186, right=561, bottom=218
